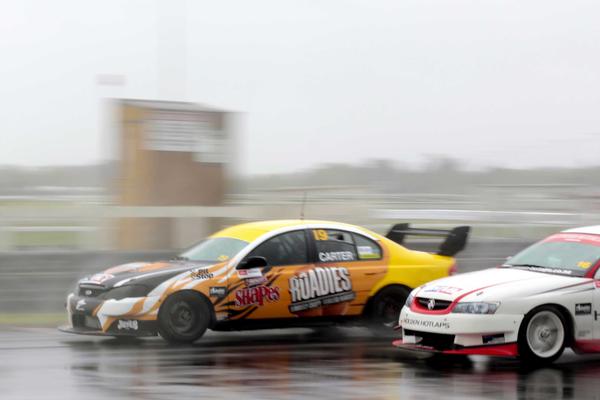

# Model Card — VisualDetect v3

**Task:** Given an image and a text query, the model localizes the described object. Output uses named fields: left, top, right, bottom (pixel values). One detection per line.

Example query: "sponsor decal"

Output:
left=244, top=276, right=268, bottom=288
left=75, top=299, right=86, bottom=312
left=235, top=286, right=280, bottom=307
left=577, top=329, right=592, bottom=338
left=520, top=266, right=573, bottom=275
left=575, top=303, right=592, bottom=315
left=288, top=267, right=355, bottom=313
left=237, top=268, right=263, bottom=279
left=578, top=261, right=592, bottom=269
left=422, top=285, right=462, bottom=295
left=545, top=233, right=600, bottom=246
left=357, top=246, right=379, bottom=259
left=191, top=268, right=214, bottom=280
left=402, top=317, right=450, bottom=330
left=209, top=286, right=227, bottom=297
left=318, top=251, right=355, bottom=262
left=357, top=246, right=373, bottom=256
left=86, top=273, right=114, bottom=284
left=117, top=320, right=139, bottom=330
left=105, top=262, right=147, bottom=274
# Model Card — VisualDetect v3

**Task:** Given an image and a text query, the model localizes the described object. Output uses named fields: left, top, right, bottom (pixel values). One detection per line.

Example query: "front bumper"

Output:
left=64, top=293, right=158, bottom=337
left=395, top=306, right=523, bottom=357
left=392, top=340, right=519, bottom=357
left=58, top=325, right=157, bottom=337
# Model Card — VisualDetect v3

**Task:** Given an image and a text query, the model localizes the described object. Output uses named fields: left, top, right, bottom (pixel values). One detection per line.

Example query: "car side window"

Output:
left=313, top=229, right=358, bottom=263
left=352, top=233, right=382, bottom=260
left=246, top=230, right=308, bottom=266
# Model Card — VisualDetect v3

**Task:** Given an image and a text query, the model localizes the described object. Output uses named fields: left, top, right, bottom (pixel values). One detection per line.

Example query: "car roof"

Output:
left=210, top=219, right=379, bottom=243
left=562, top=225, right=600, bottom=235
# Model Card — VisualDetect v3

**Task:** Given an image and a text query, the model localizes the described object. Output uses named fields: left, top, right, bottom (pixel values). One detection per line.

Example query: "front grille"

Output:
left=72, top=314, right=84, bottom=327
left=72, top=313, right=101, bottom=330
left=416, top=297, right=452, bottom=311
left=78, top=285, right=106, bottom=298
left=405, top=329, right=455, bottom=350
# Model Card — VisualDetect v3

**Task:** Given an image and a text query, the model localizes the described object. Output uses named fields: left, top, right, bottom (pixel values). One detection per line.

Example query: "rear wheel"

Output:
left=518, top=306, right=566, bottom=365
left=367, top=286, right=409, bottom=335
left=158, top=292, right=211, bottom=344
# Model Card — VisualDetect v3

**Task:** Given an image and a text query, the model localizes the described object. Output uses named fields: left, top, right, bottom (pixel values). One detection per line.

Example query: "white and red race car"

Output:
left=395, top=226, right=600, bottom=365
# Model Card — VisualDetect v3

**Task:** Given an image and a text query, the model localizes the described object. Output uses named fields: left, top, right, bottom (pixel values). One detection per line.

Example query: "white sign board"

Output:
left=144, top=111, right=228, bottom=163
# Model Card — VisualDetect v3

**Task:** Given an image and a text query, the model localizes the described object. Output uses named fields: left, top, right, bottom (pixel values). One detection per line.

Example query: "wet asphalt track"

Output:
left=3, top=326, right=600, bottom=400
left=4, top=241, right=600, bottom=399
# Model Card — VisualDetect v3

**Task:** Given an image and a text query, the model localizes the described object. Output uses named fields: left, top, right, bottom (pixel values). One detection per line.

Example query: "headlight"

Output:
left=405, top=293, right=415, bottom=307
left=100, top=285, right=150, bottom=300
left=452, top=302, right=500, bottom=314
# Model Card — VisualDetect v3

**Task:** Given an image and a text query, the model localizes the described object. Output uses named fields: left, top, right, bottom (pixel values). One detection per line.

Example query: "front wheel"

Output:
left=518, top=306, right=566, bottom=365
left=367, top=286, right=409, bottom=335
left=158, top=292, right=211, bottom=344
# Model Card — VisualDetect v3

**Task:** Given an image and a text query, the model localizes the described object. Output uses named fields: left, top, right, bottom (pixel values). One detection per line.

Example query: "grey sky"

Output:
left=1, top=0, right=599, bottom=175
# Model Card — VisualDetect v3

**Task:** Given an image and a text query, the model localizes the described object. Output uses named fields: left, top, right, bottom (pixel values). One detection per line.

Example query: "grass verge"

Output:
left=0, top=313, right=66, bottom=326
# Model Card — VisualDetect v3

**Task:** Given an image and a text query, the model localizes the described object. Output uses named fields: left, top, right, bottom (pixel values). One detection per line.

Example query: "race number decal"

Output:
left=313, top=229, right=328, bottom=241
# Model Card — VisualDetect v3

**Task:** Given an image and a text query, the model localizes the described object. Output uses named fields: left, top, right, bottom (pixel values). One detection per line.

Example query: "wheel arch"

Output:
left=522, top=303, right=575, bottom=346
left=362, top=283, right=412, bottom=318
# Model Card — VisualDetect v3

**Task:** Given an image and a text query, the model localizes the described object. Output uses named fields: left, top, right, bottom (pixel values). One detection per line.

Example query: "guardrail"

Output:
left=3, top=183, right=598, bottom=250
left=0, top=202, right=595, bottom=251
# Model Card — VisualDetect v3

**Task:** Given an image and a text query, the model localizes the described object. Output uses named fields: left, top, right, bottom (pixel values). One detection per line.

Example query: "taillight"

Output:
left=448, top=262, right=458, bottom=275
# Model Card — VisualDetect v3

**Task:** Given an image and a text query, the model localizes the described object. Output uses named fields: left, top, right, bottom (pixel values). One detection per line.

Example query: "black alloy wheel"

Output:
left=158, top=291, right=211, bottom=344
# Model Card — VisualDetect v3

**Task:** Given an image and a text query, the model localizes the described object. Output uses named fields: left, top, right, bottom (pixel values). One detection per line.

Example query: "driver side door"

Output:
left=226, top=229, right=313, bottom=321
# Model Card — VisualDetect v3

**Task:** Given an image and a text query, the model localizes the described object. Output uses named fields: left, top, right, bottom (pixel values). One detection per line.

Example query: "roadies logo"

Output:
left=235, top=286, right=280, bottom=307
left=288, top=267, right=355, bottom=313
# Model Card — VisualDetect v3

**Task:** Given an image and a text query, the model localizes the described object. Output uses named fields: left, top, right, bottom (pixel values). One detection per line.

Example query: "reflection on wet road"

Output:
left=3, top=327, right=600, bottom=400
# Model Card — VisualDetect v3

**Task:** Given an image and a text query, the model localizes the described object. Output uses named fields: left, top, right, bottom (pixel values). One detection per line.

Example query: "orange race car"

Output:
left=60, top=220, right=469, bottom=343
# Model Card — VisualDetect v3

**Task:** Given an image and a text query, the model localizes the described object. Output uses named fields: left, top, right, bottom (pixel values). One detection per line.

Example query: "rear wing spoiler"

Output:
left=385, top=223, right=470, bottom=256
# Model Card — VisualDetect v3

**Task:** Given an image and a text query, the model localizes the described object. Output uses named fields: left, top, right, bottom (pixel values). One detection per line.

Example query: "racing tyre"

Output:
left=367, top=285, right=410, bottom=335
left=518, top=306, right=566, bottom=365
left=158, top=291, right=211, bottom=344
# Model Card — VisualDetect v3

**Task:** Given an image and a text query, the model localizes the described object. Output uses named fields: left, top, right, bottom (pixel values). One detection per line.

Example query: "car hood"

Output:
left=77, top=260, right=215, bottom=290
left=415, top=267, right=593, bottom=303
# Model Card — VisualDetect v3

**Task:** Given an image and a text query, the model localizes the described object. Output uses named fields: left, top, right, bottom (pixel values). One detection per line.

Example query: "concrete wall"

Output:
left=0, top=241, right=529, bottom=314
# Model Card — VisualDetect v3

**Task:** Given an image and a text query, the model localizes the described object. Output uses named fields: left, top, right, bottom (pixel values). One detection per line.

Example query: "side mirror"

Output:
left=237, top=256, right=268, bottom=270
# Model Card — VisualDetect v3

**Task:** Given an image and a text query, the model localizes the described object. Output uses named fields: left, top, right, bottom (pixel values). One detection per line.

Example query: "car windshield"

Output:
left=178, top=237, right=249, bottom=262
left=504, top=235, right=600, bottom=277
